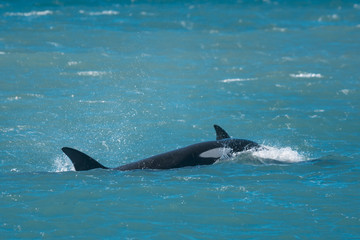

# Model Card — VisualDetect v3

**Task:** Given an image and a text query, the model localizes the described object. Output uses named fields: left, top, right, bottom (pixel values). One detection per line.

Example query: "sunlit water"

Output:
left=1, top=1, right=360, bottom=239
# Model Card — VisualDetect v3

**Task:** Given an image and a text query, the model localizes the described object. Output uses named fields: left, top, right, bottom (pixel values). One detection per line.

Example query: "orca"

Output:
left=62, top=125, right=261, bottom=171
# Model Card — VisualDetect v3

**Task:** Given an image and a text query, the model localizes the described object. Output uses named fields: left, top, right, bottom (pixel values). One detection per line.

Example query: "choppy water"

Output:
left=1, top=0, right=360, bottom=239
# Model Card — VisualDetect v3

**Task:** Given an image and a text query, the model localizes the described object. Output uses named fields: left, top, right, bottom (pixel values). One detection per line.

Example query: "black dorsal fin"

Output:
left=62, top=147, right=108, bottom=171
left=214, top=124, right=231, bottom=140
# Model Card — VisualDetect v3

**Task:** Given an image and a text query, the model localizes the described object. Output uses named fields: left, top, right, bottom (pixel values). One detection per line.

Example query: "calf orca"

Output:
left=62, top=124, right=260, bottom=171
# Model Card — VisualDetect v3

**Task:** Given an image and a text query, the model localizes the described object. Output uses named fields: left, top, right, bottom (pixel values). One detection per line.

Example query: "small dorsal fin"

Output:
left=214, top=124, right=231, bottom=140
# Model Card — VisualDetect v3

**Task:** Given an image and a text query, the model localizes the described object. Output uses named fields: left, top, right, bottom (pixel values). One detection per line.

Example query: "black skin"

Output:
left=62, top=125, right=260, bottom=171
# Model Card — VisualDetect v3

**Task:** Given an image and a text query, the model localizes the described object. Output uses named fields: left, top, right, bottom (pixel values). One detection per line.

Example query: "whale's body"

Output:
left=62, top=125, right=260, bottom=171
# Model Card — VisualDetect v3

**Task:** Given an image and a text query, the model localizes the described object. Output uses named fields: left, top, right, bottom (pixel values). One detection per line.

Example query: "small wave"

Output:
left=221, top=78, right=257, bottom=83
left=79, top=10, right=119, bottom=16
left=290, top=72, right=323, bottom=78
left=272, top=27, right=287, bottom=32
left=52, top=156, right=75, bottom=172
left=26, top=93, right=44, bottom=98
left=78, top=100, right=108, bottom=104
left=77, top=71, right=107, bottom=77
left=7, top=96, right=21, bottom=101
left=318, top=14, right=339, bottom=22
left=340, top=89, right=350, bottom=95
left=47, top=41, right=60, bottom=47
left=67, top=61, right=81, bottom=66
left=0, top=127, right=15, bottom=133
left=5, top=10, right=53, bottom=17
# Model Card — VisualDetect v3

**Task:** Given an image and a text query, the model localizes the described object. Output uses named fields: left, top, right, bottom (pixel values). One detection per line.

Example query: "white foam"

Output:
left=5, top=10, right=53, bottom=17
left=26, top=93, right=44, bottom=98
left=275, top=84, right=286, bottom=88
left=318, top=14, right=339, bottom=22
left=7, top=96, right=21, bottom=101
left=221, top=78, right=257, bottom=83
left=52, top=156, right=75, bottom=172
left=47, top=41, right=60, bottom=47
left=180, top=21, right=194, bottom=30
left=79, top=100, right=107, bottom=104
left=272, top=27, right=286, bottom=32
left=77, top=71, right=106, bottom=77
left=290, top=72, right=323, bottom=78
left=0, top=127, right=15, bottom=133
left=252, top=146, right=307, bottom=163
left=67, top=61, right=80, bottom=66
left=140, top=11, right=155, bottom=16
left=340, top=89, right=350, bottom=95
left=79, top=10, right=119, bottom=16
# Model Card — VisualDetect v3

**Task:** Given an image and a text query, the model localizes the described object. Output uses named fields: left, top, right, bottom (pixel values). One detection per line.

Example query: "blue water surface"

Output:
left=1, top=0, right=359, bottom=239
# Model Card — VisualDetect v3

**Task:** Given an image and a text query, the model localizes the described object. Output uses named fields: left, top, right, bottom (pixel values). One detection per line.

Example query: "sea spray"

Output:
left=252, top=146, right=308, bottom=163
left=52, top=155, right=75, bottom=172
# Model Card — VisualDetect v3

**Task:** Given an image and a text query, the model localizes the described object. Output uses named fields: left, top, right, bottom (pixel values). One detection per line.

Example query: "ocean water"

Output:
left=1, top=0, right=360, bottom=239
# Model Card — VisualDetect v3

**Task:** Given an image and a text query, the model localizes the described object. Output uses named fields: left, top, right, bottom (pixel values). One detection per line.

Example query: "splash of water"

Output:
left=52, top=155, right=75, bottom=172
left=252, top=146, right=308, bottom=163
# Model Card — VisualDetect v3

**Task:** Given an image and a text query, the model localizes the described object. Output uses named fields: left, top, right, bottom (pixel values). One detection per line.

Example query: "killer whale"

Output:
left=62, top=125, right=260, bottom=171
